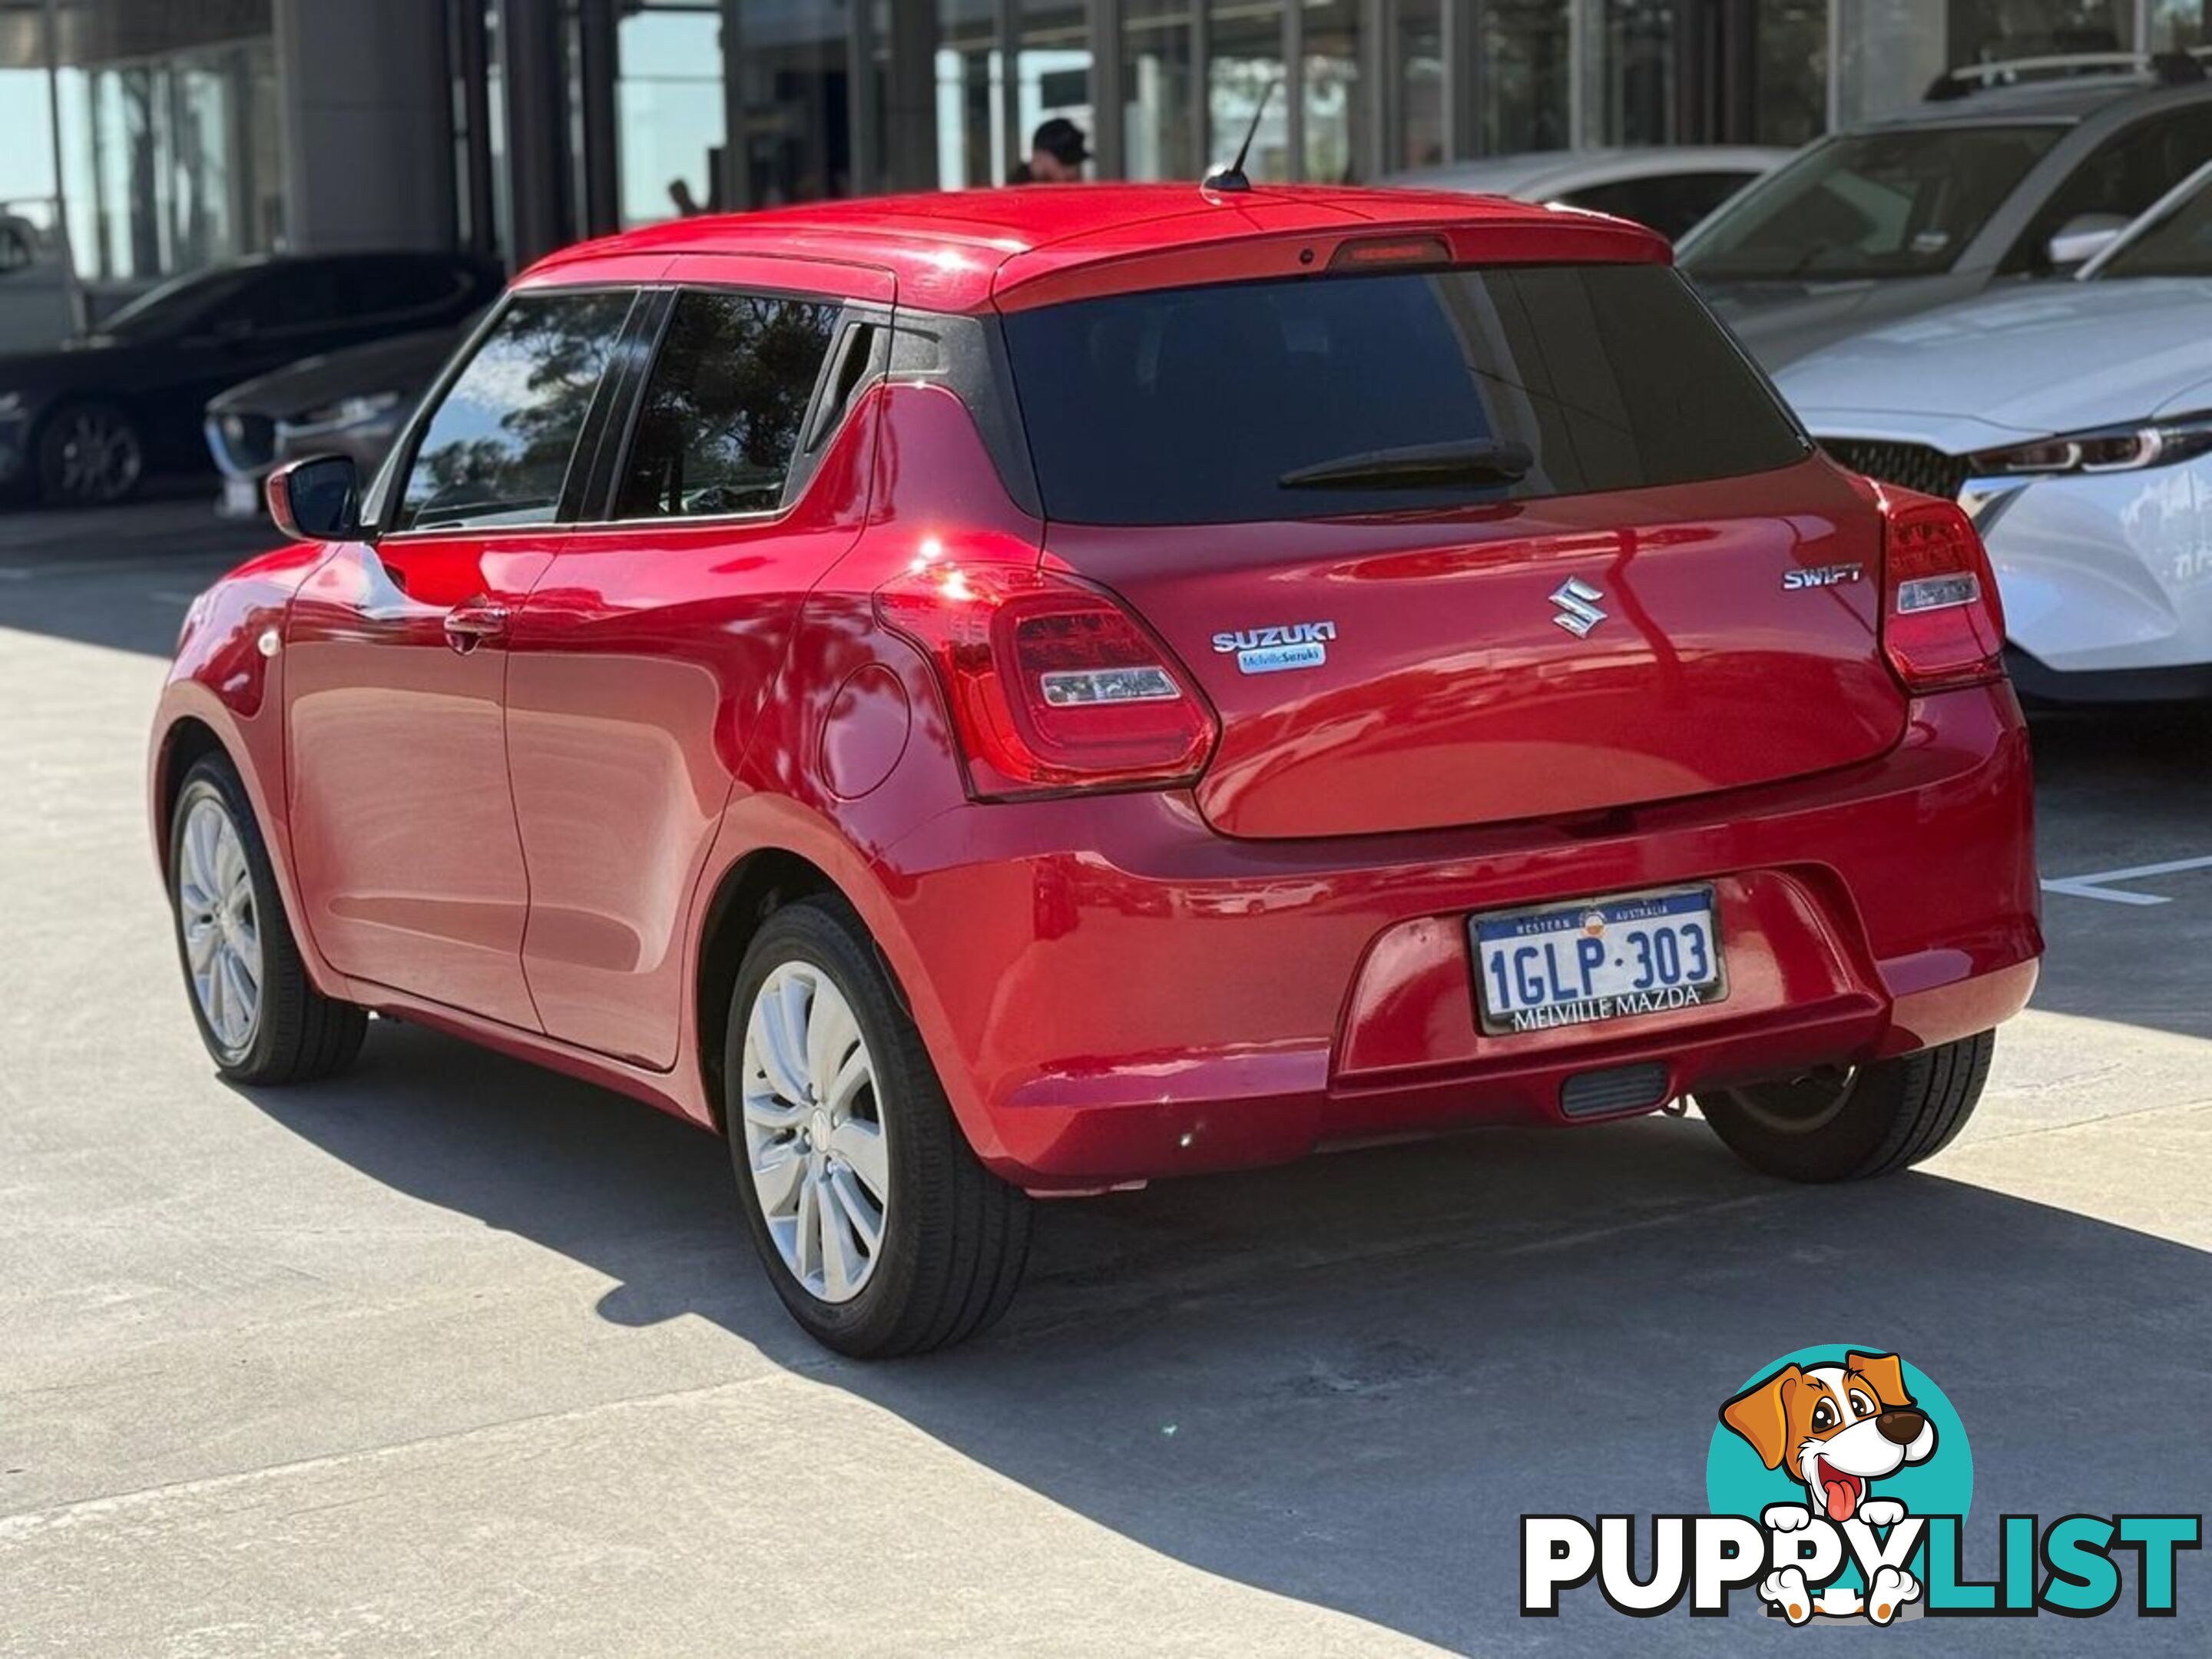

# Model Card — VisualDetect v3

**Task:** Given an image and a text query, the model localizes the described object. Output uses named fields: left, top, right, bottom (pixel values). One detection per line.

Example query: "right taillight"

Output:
left=876, top=559, right=1218, bottom=799
left=1877, top=492, right=2007, bottom=692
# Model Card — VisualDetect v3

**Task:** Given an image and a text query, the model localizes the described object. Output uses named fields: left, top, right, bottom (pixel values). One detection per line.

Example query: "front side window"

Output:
left=395, top=290, right=634, bottom=532
left=1002, top=263, right=1807, bottom=526
left=2005, top=107, right=2212, bottom=274
left=614, top=290, right=839, bottom=519
left=1679, top=124, right=2063, bottom=282
left=2096, top=169, right=2212, bottom=279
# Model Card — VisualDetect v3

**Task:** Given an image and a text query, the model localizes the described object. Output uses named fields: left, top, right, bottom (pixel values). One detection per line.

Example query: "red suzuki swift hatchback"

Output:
left=151, top=185, right=2040, bottom=1355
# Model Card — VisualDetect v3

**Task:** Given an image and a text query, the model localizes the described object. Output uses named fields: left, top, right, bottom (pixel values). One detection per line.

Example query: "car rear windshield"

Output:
left=1001, top=263, right=1807, bottom=526
left=1678, top=124, right=2063, bottom=282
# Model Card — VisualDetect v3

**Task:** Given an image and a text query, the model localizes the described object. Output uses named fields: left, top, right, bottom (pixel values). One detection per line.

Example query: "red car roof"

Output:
left=522, top=183, right=1668, bottom=313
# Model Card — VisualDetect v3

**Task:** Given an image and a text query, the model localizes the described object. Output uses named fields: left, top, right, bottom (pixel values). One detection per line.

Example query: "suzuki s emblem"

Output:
left=1549, top=577, right=1608, bottom=638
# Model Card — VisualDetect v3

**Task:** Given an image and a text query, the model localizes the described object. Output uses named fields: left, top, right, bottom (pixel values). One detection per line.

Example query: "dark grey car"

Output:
left=204, top=318, right=481, bottom=517
left=1680, top=67, right=2212, bottom=369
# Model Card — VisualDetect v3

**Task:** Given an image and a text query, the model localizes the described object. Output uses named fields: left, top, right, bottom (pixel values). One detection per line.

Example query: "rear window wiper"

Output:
left=1278, top=439, right=1534, bottom=490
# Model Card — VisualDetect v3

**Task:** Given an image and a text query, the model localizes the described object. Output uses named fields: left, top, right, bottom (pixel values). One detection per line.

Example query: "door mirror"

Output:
left=2047, top=212, right=2130, bottom=270
left=267, top=455, right=365, bottom=541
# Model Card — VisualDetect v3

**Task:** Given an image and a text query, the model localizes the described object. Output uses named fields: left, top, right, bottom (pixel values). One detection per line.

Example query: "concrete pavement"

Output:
left=2, top=522, right=2209, bottom=1655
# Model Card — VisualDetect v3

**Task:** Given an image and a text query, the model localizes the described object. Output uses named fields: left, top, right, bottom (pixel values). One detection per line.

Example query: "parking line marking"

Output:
left=2041, top=856, right=2212, bottom=906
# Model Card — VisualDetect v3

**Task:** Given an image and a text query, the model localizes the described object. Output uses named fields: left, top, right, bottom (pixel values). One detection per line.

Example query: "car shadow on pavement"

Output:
left=240, top=1017, right=2212, bottom=1654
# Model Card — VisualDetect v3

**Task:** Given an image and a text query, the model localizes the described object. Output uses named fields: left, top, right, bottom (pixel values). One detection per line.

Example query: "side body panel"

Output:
left=505, top=258, right=892, bottom=1068
left=283, top=535, right=558, bottom=1029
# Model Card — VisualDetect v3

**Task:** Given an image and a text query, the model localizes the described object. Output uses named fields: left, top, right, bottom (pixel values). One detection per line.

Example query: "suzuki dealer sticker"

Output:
left=1213, top=621, right=1335, bottom=676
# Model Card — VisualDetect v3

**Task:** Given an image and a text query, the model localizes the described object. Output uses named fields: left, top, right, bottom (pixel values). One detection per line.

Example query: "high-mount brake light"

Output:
left=876, top=561, right=1217, bottom=798
left=1877, top=493, right=2007, bottom=693
left=1328, top=234, right=1453, bottom=270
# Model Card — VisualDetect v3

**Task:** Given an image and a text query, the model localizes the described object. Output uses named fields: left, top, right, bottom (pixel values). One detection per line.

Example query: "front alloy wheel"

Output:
left=167, top=755, right=366, bottom=1084
left=176, top=793, right=263, bottom=1060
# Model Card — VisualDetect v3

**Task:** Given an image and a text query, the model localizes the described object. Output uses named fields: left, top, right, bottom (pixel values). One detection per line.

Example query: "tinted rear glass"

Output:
left=1002, top=263, right=1806, bottom=526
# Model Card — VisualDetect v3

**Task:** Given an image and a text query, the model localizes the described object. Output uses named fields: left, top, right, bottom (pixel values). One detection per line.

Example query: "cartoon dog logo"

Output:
left=1720, top=1351, right=1938, bottom=1624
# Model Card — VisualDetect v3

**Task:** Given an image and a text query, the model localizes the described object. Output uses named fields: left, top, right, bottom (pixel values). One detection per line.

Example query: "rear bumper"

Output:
left=878, top=684, right=2040, bottom=1190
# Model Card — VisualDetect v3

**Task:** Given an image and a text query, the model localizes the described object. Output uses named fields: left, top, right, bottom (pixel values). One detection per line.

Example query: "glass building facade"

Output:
left=1, top=0, right=280, bottom=291
left=2, top=0, right=2207, bottom=290
left=520, top=0, right=2211, bottom=262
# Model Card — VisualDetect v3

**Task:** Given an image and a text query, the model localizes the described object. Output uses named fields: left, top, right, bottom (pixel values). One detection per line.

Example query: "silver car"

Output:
left=1780, top=161, right=2212, bottom=704
left=1681, top=61, right=2212, bottom=369
left=1380, top=147, right=1789, bottom=241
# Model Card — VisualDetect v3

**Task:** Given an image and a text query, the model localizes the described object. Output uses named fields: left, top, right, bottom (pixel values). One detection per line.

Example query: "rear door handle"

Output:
left=442, top=601, right=511, bottom=653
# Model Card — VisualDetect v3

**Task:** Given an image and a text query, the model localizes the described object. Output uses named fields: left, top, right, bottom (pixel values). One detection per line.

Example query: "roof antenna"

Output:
left=1203, top=81, right=1277, bottom=194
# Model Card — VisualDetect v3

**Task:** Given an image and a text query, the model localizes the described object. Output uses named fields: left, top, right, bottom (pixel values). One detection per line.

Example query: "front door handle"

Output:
left=442, top=601, right=511, bottom=654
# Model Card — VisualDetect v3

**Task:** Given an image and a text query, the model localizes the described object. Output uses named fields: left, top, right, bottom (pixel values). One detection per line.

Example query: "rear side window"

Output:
left=614, top=290, right=839, bottom=519
left=1002, top=264, right=1807, bottom=526
left=395, top=288, right=634, bottom=531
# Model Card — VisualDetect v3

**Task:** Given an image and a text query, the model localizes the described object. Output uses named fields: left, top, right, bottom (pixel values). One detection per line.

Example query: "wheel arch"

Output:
left=148, top=681, right=343, bottom=1001
left=693, top=846, right=921, bottom=1133
left=151, top=714, right=232, bottom=880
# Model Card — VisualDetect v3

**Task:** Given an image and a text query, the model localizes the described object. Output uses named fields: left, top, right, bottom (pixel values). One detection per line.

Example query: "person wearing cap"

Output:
left=1022, top=118, right=1091, bottom=183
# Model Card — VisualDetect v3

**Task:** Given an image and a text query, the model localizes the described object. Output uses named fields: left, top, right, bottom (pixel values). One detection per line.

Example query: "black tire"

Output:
left=168, top=754, right=366, bottom=1085
left=1697, top=1031, right=1995, bottom=1183
left=37, top=399, right=144, bottom=506
left=724, top=896, right=1031, bottom=1357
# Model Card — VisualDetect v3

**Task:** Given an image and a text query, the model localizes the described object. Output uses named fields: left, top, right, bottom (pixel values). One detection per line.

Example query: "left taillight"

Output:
left=875, top=561, right=1217, bottom=798
left=1877, top=493, right=2007, bottom=693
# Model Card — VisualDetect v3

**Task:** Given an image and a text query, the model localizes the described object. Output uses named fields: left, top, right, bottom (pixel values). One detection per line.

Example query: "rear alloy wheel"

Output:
left=38, top=401, right=144, bottom=506
left=743, top=961, right=890, bottom=1305
left=726, top=898, right=1031, bottom=1356
left=169, top=756, right=366, bottom=1084
left=1697, top=1031, right=1995, bottom=1182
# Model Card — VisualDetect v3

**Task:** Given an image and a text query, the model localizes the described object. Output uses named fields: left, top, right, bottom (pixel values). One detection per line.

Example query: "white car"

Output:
left=1779, top=160, right=2212, bottom=702
left=1381, top=147, right=1790, bottom=242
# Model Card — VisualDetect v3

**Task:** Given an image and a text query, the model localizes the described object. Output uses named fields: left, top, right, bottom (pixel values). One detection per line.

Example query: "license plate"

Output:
left=221, top=476, right=261, bottom=518
left=1470, top=886, right=1725, bottom=1035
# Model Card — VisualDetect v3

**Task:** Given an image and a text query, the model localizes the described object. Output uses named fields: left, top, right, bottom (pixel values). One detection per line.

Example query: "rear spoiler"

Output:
left=990, top=210, right=1669, bottom=313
